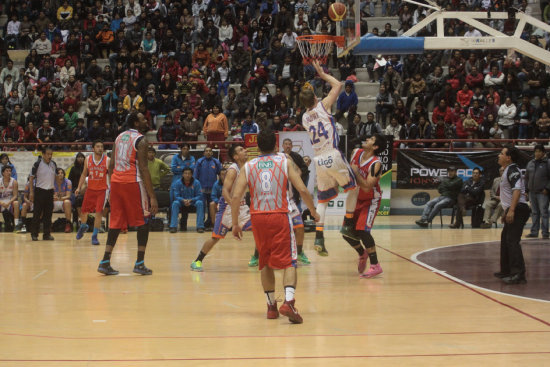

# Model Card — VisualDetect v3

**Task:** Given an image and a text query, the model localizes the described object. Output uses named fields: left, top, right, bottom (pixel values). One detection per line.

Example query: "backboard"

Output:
left=336, top=0, right=361, bottom=57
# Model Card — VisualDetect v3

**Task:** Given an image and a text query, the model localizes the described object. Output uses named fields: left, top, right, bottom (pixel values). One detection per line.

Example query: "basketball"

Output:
left=328, top=2, right=347, bottom=22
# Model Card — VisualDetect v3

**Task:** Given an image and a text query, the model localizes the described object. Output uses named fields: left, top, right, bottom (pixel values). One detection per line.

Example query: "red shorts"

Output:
left=81, top=188, right=107, bottom=214
left=354, top=196, right=381, bottom=232
left=109, top=181, right=149, bottom=229
left=251, top=213, right=297, bottom=270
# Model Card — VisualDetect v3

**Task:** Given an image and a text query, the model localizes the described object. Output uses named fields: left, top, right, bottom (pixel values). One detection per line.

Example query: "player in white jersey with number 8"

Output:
left=300, top=60, right=359, bottom=256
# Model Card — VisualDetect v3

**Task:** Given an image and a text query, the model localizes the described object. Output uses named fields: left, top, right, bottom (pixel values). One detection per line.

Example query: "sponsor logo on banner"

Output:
left=411, top=192, right=430, bottom=206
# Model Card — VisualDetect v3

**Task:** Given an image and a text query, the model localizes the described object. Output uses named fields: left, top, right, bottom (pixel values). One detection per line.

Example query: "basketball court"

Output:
left=1, top=214, right=549, bottom=365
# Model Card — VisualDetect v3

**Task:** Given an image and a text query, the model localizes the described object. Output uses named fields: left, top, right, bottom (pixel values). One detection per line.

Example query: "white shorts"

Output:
left=53, top=201, right=66, bottom=212
left=212, top=199, right=252, bottom=238
left=314, top=149, right=356, bottom=202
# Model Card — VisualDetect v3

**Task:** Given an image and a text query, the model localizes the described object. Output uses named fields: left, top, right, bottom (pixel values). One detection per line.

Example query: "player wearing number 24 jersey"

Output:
left=299, top=60, right=359, bottom=257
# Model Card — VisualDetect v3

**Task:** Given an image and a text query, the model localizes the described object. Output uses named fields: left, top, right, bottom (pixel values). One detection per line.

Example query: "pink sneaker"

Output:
left=358, top=252, right=368, bottom=274
left=360, top=264, right=383, bottom=279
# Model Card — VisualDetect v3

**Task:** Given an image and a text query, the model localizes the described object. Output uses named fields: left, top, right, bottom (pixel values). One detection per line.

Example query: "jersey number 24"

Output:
left=309, top=122, right=329, bottom=144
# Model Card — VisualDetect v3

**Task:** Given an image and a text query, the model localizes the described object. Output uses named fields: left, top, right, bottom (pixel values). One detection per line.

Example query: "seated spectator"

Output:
left=37, top=119, right=55, bottom=145
left=72, top=118, right=88, bottom=148
left=415, top=166, right=463, bottom=227
left=283, top=115, right=306, bottom=131
left=481, top=167, right=504, bottom=228
left=0, top=165, right=20, bottom=232
left=450, top=167, right=485, bottom=228
left=157, top=116, right=178, bottom=150
left=384, top=116, right=402, bottom=144
left=2, top=119, right=24, bottom=144
left=525, top=61, right=548, bottom=99
left=170, top=144, right=196, bottom=186
left=334, top=80, right=358, bottom=123
left=24, top=122, right=39, bottom=149
left=255, top=86, right=274, bottom=120
left=169, top=168, right=204, bottom=233
left=399, top=117, right=419, bottom=148
left=456, top=83, right=473, bottom=109
left=536, top=111, right=550, bottom=139
left=240, top=113, right=260, bottom=140
left=88, top=120, right=105, bottom=141
left=222, top=88, right=239, bottom=125
left=147, top=147, right=171, bottom=190
left=53, top=168, right=73, bottom=233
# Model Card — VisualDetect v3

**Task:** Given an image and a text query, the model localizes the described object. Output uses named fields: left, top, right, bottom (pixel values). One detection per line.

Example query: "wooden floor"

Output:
left=1, top=215, right=549, bottom=366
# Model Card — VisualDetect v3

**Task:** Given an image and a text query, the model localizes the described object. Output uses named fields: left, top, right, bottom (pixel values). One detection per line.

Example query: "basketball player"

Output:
left=97, top=112, right=158, bottom=276
left=75, top=141, right=110, bottom=246
left=232, top=129, right=320, bottom=324
left=346, top=134, right=386, bottom=278
left=300, top=60, right=358, bottom=256
left=190, top=144, right=256, bottom=272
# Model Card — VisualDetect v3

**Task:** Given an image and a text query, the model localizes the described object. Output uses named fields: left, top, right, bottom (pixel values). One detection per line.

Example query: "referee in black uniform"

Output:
left=29, top=146, right=57, bottom=241
left=495, top=145, right=530, bottom=284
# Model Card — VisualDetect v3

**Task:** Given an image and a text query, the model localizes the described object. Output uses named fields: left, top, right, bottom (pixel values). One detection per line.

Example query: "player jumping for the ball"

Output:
left=300, top=60, right=359, bottom=256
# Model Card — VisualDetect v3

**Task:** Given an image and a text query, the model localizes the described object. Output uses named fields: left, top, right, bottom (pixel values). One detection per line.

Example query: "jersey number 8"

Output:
left=260, top=171, right=272, bottom=192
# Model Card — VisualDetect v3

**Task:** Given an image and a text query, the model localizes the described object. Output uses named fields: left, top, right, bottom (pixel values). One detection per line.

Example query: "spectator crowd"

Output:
left=0, top=0, right=549, bottom=153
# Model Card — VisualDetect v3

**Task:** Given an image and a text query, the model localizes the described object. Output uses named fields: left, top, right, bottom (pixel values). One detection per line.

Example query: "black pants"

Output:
left=455, top=193, right=480, bottom=225
left=32, top=188, right=54, bottom=237
left=500, top=203, right=530, bottom=277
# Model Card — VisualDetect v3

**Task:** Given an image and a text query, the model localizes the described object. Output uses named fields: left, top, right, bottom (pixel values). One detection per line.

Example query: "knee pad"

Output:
left=358, top=231, right=375, bottom=249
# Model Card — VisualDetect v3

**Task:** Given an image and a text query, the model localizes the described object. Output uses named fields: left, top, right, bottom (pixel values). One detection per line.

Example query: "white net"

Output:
left=296, top=37, right=336, bottom=65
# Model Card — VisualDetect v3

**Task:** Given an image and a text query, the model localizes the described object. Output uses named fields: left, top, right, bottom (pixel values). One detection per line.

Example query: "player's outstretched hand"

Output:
left=312, top=60, right=324, bottom=76
left=150, top=197, right=158, bottom=216
left=232, top=224, right=243, bottom=240
left=311, top=210, right=321, bottom=223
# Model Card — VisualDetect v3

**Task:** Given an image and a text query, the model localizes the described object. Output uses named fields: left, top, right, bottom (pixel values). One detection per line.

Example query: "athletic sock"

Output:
left=368, top=251, right=378, bottom=265
left=284, top=286, right=295, bottom=302
left=315, top=225, right=324, bottom=239
left=196, top=251, right=206, bottom=262
left=265, top=291, right=276, bottom=305
left=253, top=248, right=259, bottom=258
left=297, top=245, right=303, bottom=255
left=343, top=212, right=354, bottom=227
left=137, top=251, right=145, bottom=263
left=102, top=252, right=112, bottom=262
left=92, top=227, right=99, bottom=236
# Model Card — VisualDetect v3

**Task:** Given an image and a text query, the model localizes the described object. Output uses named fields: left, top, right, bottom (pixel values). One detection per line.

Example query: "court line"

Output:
left=1, top=351, right=550, bottom=362
left=411, top=243, right=550, bottom=304
left=2, top=330, right=549, bottom=340
left=32, top=270, right=48, bottom=280
left=376, top=245, right=550, bottom=328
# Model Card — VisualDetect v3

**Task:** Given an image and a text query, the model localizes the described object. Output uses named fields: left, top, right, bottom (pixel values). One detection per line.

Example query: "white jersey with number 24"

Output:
left=301, top=101, right=339, bottom=156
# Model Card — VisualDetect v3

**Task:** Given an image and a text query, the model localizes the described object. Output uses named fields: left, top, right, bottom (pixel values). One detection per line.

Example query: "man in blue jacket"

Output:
left=170, top=168, right=205, bottom=233
left=194, top=147, right=222, bottom=228
left=335, top=80, right=358, bottom=122
left=170, top=143, right=195, bottom=185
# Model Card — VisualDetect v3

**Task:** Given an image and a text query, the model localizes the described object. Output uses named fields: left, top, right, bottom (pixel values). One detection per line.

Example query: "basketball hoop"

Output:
left=296, top=35, right=345, bottom=65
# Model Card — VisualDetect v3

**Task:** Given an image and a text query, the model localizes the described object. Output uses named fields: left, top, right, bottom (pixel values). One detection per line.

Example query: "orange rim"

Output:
left=296, top=35, right=345, bottom=48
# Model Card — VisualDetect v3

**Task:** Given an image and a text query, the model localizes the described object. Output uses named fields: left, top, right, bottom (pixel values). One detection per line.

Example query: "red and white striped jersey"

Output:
left=112, top=129, right=143, bottom=183
left=245, top=153, right=290, bottom=214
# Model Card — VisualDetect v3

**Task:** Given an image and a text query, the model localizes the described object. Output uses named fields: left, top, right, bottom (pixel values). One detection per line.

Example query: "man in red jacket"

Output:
left=1, top=119, right=24, bottom=143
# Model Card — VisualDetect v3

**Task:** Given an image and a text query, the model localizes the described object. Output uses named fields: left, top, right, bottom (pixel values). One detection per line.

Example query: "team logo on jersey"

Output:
left=257, top=160, right=274, bottom=170
left=121, top=134, right=130, bottom=142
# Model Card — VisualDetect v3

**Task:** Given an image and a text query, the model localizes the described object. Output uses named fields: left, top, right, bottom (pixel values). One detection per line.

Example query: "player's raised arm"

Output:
left=312, top=60, right=342, bottom=111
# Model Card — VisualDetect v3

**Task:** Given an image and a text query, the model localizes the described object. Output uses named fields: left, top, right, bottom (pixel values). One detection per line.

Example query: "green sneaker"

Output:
left=190, top=260, right=203, bottom=272
left=297, top=252, right=311, bottom=264
left=340, top=224, right=359, bottom=240
left=314, top=238, right=329, bottom=256
left=248, top=255, right=259, bottom=267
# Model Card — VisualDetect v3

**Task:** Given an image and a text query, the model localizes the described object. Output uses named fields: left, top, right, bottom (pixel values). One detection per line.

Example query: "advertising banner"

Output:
left=396, top=150, right=531, bottom=189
